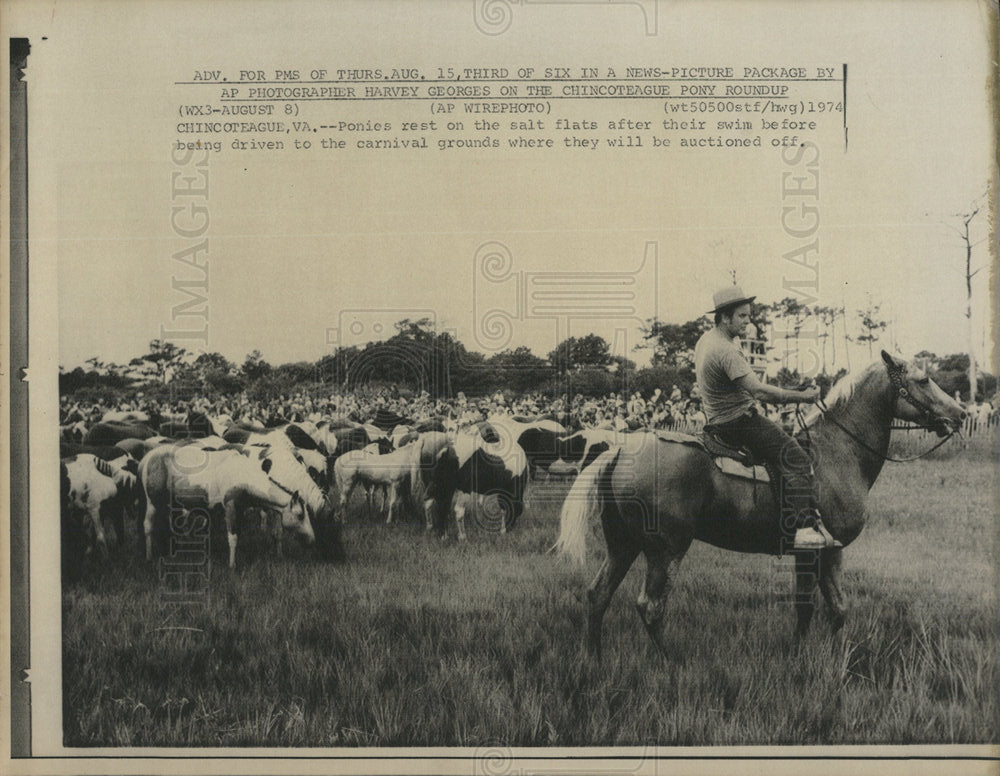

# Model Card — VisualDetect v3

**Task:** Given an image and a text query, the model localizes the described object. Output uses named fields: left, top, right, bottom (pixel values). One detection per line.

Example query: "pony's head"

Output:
left=881, top=351, right=966, bottom=436
left=281, top=491, right=315, bottom=545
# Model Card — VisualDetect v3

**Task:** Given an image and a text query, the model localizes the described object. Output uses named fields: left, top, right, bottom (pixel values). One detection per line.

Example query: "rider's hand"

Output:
left=796, top=385, right=820, bottom=403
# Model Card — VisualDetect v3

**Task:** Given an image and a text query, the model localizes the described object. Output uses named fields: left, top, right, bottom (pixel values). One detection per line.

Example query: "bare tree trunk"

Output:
left=966, top=226, right=977, bottom=403
left=831, top=310, right=838, bottom=369
left=841, top=310, right=851, bottom=372
left=959, top=204, right=982, bottom=403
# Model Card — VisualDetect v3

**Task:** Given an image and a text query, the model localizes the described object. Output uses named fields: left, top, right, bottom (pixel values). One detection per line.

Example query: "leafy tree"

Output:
left=774, top=367, right=801, bottom=387
left=638, top=318, right=712, bottom=368
left=750, top=302, right=774, bottom=347
left=486, top=346, right=550, bottom=392
left=193, top=351, right=234, bottom=373
left=547, top=334, right=612, bottom=375
left=610, top=354, right=636, bottom=373
left=128, top=339, right=189, bottom=383
left=241, top=349, right=272, bottom=381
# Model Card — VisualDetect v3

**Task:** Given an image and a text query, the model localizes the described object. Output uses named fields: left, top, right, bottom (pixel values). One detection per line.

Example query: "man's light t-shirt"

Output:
left=694, top=327, right=756, bottom=425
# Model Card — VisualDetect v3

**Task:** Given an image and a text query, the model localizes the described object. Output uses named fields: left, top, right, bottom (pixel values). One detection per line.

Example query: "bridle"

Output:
left=809, top=362, right=959, bottom=463
left=885, top=361, right=950, bottom=430
left=267, top=475, right=307, bottom=514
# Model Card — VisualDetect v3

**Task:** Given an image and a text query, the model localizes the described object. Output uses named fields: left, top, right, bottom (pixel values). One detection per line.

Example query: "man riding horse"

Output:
left=694, top=285, right=841, bottom=550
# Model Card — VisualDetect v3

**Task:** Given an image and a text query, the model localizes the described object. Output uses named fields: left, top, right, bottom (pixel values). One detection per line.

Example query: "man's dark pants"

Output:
left=709, top=407, right=817, bottom=538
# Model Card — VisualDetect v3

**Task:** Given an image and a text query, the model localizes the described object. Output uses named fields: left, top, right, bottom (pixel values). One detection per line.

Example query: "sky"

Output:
left=14, top=0, right=996, bottom=375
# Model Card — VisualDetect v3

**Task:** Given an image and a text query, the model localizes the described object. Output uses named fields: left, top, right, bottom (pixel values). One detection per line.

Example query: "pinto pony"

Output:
left=139, top=442, right=315, bottom=568
left=452, top=432, right=528, bottom=539
left=61, top=453, right=139, bottom=555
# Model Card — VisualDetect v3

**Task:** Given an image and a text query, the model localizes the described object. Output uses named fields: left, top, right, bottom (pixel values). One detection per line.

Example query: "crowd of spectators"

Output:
left=60, top=381, right=999, bottom=436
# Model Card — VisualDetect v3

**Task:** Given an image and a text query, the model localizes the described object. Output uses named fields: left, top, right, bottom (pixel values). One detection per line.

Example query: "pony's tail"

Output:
left=554, top=447, right=620, bottom=566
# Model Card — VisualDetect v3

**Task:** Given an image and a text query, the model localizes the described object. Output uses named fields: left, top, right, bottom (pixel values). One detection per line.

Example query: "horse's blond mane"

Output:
left=802, top=360, right=886, bottom=426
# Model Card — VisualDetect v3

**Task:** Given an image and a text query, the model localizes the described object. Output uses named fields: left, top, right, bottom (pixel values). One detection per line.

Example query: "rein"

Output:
left=813, top=398, right=956, bottom=463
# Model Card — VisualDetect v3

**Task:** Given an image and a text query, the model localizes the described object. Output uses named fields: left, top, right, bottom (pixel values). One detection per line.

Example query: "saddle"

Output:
left=654, top=429, right=771, bottom=484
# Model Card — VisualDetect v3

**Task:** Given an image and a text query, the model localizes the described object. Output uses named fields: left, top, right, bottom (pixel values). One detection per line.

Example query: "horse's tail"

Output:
left=554, top=447, right=620, bottom=566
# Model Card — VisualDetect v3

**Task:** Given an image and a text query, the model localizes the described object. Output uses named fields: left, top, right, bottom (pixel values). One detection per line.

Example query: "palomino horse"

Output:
left=556, top=352, right=966, bottom=656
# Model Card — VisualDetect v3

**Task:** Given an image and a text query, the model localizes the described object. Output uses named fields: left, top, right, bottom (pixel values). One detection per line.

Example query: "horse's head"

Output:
left=881, top=351, right=966, bottom=437
left=281, top=492, right=315, bottom=545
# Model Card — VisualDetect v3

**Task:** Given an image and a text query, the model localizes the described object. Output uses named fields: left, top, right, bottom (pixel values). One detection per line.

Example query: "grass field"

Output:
left=62, top=435, right=998, bottom=747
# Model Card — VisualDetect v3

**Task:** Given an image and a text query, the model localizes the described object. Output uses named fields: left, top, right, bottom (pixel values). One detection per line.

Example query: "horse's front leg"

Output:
left=224, top=501, right=239, bottom=569
left=364, top=484, right=374, bottom=520
left=88, top=502, right=110, bottom=557
left=337, top=479, right=354, bottom=522
left=818, top=546, right=847, bottom=634
left=386, top=483, right=398, bottom=525
left=450, top=495, right=465, bottom=539
left=272, top=509, right=284, bottom=559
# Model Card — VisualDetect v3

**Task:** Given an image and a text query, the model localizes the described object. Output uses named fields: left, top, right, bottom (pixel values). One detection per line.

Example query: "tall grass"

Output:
left=63, top=449, right=998, bottom=746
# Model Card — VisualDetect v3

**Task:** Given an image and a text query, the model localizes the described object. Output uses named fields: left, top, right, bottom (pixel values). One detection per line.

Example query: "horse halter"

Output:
left=812, top=361, right=957, bottom=463
left=267, top=475, right=304, bottom=510
left=884, top=361, right=950, bottom=430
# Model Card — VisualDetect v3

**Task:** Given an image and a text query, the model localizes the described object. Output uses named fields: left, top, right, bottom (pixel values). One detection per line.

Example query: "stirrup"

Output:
left=813, top=518, right=843, bottom=549
left=793, top=515, right=842, bottom=550
left=793, top=526, right=830, bottom=549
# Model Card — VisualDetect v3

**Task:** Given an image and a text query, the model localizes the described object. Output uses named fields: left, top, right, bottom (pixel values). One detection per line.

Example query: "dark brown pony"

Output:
left=555, top=352, right=966, bottom=656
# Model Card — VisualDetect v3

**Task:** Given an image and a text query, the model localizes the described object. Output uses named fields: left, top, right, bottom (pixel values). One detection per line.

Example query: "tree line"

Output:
left=60, top=306, right=994, bottom=403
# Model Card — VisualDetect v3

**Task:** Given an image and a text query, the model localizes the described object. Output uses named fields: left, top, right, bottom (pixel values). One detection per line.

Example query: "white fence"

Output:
left=893, top=412, right=998, bottom=437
